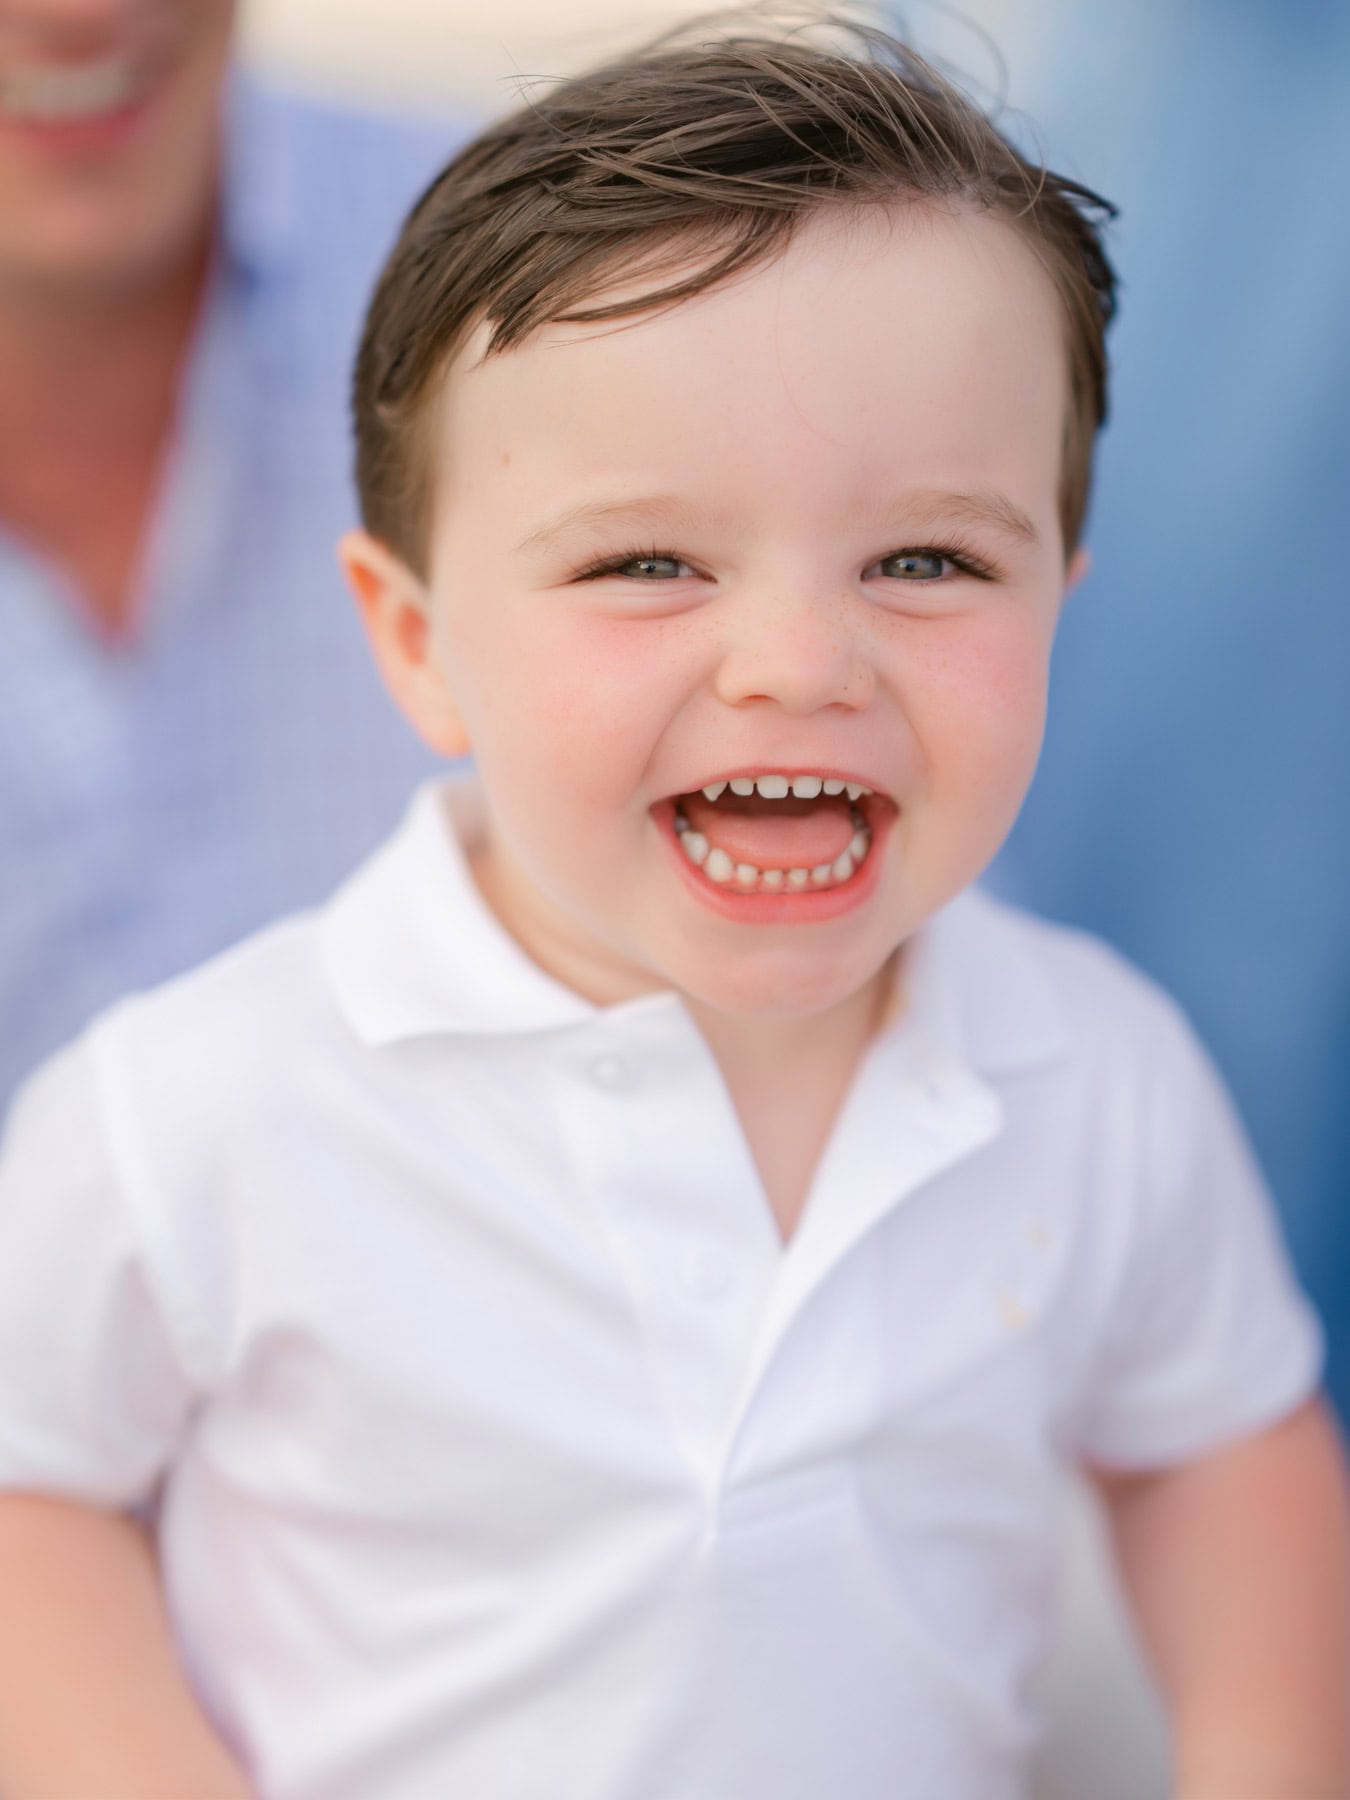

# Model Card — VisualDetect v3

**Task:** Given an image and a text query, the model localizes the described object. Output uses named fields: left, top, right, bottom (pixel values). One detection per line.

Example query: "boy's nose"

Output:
left=712, top=587, right=876, bottom=716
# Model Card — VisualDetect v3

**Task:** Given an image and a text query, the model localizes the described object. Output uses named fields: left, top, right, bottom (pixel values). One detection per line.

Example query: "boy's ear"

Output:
left=338, top=530, right=471, bottom=758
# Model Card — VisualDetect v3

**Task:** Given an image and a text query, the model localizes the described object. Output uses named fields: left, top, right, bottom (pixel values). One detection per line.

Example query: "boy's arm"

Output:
left=0, top=1492, right=252, bottom=1799
left=1092, top=1396, right=1350, bottom=1800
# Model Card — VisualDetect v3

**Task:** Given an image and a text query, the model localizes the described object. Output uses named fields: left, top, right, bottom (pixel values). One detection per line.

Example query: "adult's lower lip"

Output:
left=651, top=796, right=893, bottom=926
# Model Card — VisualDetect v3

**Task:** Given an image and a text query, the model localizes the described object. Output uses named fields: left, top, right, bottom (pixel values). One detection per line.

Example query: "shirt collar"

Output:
left=319, top=776, right=1071, bottom=1073
left=908, top=887, right=1072, bottom=1076
left=320, top=778, right=600, bottom=1043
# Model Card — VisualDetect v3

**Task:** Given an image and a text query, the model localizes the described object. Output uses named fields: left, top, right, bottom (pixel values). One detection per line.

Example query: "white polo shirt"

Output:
left=0, top=779, right=1321, bottom=1800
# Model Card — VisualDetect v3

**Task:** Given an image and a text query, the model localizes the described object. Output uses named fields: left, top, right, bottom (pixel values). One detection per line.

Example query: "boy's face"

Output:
left=348, top=203, right=1085, bottom=1021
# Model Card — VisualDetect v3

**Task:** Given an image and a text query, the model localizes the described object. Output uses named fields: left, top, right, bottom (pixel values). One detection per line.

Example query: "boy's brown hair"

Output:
left=353, top=15, right=1117, bottom=572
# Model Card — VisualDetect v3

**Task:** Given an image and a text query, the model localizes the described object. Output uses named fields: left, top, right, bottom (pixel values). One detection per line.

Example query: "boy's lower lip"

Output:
left=651, top=797, right=891, bottom=925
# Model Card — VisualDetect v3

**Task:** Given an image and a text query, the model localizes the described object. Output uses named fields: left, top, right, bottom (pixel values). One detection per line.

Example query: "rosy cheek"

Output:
left=468, top=606, right=686, bottom=799
left=902, top=614, right=1053, bottom=801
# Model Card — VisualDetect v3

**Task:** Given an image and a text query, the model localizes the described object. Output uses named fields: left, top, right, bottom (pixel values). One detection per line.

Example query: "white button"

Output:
left=589, top=1052, right=635, bottom=1092
left=680, top=1245, right=734, bottom=1300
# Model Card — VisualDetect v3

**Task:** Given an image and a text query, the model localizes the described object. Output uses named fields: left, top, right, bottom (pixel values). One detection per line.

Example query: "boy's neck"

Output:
left=685, top=954, right=898, bottom=1244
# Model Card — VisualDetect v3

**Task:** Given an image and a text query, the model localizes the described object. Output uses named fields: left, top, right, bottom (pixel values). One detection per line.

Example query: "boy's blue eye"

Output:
left=877, top=549, right=950, bottom=580
left=574, top=549, right=696, bottom=583
left=616, top=554, right=689, bottom=580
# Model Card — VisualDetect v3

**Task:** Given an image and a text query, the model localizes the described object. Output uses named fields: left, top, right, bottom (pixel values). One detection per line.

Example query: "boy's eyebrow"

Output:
left=513, top=495, right=717, bottom=556
left=883, top=488, right=1041, bottom=547
left=513, top=488, right=1040, bottom=555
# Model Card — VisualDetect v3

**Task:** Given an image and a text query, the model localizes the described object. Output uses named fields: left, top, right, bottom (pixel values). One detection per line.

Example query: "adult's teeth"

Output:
left=754, top=774, right=789, bottom=799
left=823, top=779, right=846, bottom=796
left=681, top=831, right=709, bottom=867
left=705, top=847, right=734, bottom=883
left=729, top=778, right=755, bottom=796
left=702, top=782, right=727, bottom=802
left=0, top=56, right=140, bottom=122
left=791, top=775, right=824, bottom=800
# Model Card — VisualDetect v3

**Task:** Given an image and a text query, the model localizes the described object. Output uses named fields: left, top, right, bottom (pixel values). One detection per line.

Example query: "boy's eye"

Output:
left=874, top=549, right=952, bottom=581
left=623, top=554, right=691, bottom=580
left=580, top=551, right=695, bottom=582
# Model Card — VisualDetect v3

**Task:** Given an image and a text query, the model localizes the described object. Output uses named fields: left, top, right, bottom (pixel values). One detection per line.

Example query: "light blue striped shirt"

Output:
left=0, top=73, right=472, bottom=1108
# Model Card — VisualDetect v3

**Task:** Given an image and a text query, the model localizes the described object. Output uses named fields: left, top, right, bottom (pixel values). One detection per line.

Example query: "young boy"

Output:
left=0, top=20, right=1347, bottom=1800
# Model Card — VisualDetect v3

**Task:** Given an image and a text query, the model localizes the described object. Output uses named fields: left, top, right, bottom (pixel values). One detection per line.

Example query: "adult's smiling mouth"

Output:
left=0, top=52, right=152, bottom=126
left=663, top=770, right=889, bottom=897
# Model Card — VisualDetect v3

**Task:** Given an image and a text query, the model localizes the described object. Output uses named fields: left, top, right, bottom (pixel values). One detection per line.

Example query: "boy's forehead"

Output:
left=435, top=203, right=1068, bottom=524
left=451, top=200, right=1051, bottom=376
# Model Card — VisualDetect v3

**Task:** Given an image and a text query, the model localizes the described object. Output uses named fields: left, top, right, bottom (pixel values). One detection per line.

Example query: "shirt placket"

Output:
left=546, top=994, right=1005, bottom=1517
left=547, top=999, right=784, bottom=1493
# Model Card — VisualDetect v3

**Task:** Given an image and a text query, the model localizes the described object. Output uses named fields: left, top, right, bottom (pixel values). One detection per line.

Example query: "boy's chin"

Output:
left=674, top=948, right=899, bottom=1027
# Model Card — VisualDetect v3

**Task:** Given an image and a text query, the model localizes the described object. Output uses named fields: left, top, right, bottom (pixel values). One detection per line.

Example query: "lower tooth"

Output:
left=787, top=868, right=810, bottom=888
left=734, top=863, right=758, bottom=887
left=810, top=864, right=833, bottom=886
left=850, top=830, right=869, bottom=861
left=704, top=847, right=734, bottom=883
left=832, top=850, right=854, bottom=881
left=761, top=869, right=784, bottom=890
left=681, top=830, right=709, bottom=867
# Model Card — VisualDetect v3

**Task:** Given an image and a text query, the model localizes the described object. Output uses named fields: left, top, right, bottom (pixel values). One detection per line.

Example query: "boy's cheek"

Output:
left=902, top=619, right=1051, bottom=750
left=900, top=627, right=1052, bottom=821
left=459, top=605, right=691, bottom=757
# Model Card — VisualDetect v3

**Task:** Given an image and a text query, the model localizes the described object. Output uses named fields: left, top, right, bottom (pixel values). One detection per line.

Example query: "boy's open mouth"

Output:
left=668, top=772, right=879, bottom=895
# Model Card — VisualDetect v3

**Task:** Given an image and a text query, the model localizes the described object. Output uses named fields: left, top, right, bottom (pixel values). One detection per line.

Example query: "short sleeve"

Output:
left=0, top=1035, right=198, bottom=1506
left=1072, top=999, right=1324, bottom=1469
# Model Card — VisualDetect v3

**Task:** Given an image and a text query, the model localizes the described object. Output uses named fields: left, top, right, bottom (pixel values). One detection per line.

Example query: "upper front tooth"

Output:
left=791, top=775, right=823, bottom=799
left=755, top=775, right=789, bottom=799
left=729, top=778, right=755, bottom=796
left=701, top=782, right=727, bottom=802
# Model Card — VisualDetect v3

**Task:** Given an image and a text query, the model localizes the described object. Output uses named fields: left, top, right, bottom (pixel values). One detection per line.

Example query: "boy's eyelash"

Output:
left=570, top=537, right=1002, bottom=583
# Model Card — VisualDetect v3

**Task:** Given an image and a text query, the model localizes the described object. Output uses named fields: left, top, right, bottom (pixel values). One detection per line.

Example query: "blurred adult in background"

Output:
left=0, top=0, right=466, bottom=1107
left=982, top=0, right=1350, bottom=1421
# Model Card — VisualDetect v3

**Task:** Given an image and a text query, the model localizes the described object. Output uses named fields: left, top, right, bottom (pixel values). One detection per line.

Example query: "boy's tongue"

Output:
left=679, top=788, right=855, bottom=868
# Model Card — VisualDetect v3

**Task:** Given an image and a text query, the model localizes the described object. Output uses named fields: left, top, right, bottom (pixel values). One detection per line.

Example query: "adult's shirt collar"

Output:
left=320, top=776, right=1071, bottom=1072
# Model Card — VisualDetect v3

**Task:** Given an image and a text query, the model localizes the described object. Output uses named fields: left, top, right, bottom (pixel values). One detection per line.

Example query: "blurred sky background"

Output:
left=235, top=0, right=1350, bottom=1424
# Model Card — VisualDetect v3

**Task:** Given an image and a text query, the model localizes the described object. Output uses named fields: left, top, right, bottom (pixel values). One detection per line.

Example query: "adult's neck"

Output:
left=0, top=238, right=214, bottom=638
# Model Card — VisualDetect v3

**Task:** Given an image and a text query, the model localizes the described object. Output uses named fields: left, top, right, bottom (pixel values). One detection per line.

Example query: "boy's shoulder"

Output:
left=84, top=904, right=340, bottom=1123
left=71, top=779, right=523, bottom=1144
left=940, top=883, right=1204, bottom=1083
